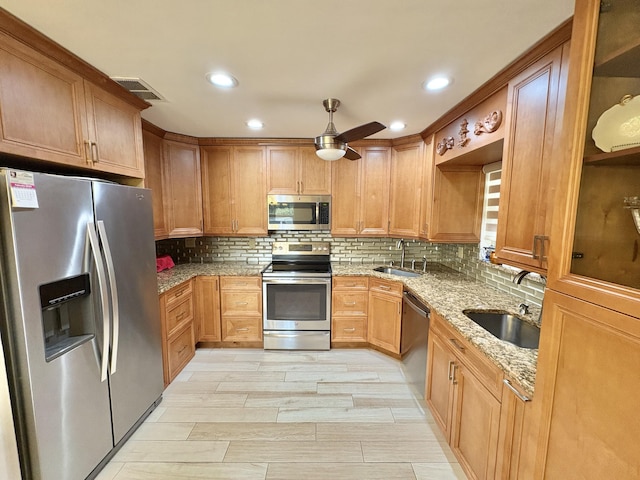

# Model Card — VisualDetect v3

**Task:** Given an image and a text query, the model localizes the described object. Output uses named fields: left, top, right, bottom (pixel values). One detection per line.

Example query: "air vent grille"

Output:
left=111, top=77, right=165, bottom=101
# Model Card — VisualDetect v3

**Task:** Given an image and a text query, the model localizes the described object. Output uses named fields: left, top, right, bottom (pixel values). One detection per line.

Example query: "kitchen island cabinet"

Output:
left=0, top=30, right=146, bottom=177
left=266, top=145, right=331, bottom=195
left=201, top=145, right=267, bottom=236
left=331, top=146, right=391, bottom=236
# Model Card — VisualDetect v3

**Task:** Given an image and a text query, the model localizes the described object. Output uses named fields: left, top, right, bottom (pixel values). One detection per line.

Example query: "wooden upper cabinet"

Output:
left=83, top=82, right=144, bottom=177
left=331, top=146, right=391, bottom=236
left=419, top=137, right=434, bottom=239
left=389, top=140, right=424, bottom=238
left=142, top=129, right=169, bottom=239
left=164, top=140, right=203, bottom=237
left=0, top=31, right=88, bottom=167
left=202, top=145, right=267, bottom=236
left=266, top=146, right=331, bottom=195
left=496, top=43, right=570, bottom=273
left=0, top=31, right=145, bottom=177
left=428, top=165, right=484, bottom=243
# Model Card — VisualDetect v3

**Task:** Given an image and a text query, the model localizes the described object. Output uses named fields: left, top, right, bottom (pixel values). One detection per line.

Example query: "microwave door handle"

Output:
left=86, top=222, right=110, bottom=382
left=97, top=221, right=119, bottom=375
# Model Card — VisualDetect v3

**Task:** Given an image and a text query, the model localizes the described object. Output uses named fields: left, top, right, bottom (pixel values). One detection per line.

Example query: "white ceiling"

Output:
left=0, top=0, right=574, bottom=140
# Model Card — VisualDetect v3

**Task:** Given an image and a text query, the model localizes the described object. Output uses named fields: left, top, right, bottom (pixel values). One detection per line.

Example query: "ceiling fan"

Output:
left=314, top=98, right=386, bottom=161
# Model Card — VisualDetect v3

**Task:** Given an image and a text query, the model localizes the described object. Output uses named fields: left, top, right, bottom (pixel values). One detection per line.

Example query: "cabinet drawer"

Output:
left=166, top=295, right=193, bottom=337
left=165, top=281, right=193, bottom=308
left=167, top=323, right=195, bottom=380
left=332, top=317, right=367, bottom=342
left=333, top=276, right=369, bottom=290
left=369, top=278, right=403, bottom=297
left=220, top=276, right=261, bottom=290
left=332, top=291, right=368, bottom=316
left=220, top=291, right=262, bottom=316
left=222, top=317, right=262, bottom=341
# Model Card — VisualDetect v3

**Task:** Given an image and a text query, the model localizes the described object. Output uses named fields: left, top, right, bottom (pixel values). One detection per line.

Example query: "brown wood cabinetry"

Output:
left=194, top=276, right=221, bottom=343
left=367, top=278, right=402, bottom=355
left=496, top=43, right=570, bottom=273
left=267, top=146, right=331, bottom=195
left=159, top=280, right=195, bottom=386
left=164, top=139, right=203, bottom=237
left=331, top=146, right=391, bottom=236
left=331, top=276, right=369, bottom=344
left=533, top=290, right=640, bottom=478
left=219, top=276, right=262, bottom=344
left=428, top=164, right=484, bottom=243
left=142, top=128, right=169, bottom=239
left=0, top=31, right=145, bottom=177
left=389, top=140, right=425, bottom=238
left=426, top=312, right=503, bottom=480
left=201, top=146, right=267, bottom=236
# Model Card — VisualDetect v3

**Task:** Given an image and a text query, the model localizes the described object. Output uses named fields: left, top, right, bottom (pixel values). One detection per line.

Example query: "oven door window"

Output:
left=269, top=203, right=317, bottom=225
left=265, top=283, right=327, bottom=321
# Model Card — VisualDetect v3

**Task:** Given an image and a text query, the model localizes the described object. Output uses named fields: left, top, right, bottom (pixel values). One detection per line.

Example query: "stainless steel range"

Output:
left=262, top=241, right=331, bottom=350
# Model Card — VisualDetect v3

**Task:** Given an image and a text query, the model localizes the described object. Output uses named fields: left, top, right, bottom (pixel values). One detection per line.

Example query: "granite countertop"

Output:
left=157, top=261, right=538, bottom=396
left=156, top=262, right=266, bottom=294
left=333, top=263, right=539, bottom=397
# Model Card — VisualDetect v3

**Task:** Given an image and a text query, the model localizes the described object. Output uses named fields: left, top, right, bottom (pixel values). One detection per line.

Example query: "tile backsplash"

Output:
left=156, top=232, right=545, bottom=307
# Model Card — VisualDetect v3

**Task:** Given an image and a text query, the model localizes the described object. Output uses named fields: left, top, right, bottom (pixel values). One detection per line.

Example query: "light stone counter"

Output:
left=157, top=263, right=266, bottom=294
left=157, top=261, right=538, bottom=396
left=332, top=263, right=539, bottom=397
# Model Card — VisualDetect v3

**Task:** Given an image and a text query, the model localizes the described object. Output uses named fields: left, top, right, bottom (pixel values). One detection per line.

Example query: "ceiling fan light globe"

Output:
left=316, top=148, right=346, bottom=161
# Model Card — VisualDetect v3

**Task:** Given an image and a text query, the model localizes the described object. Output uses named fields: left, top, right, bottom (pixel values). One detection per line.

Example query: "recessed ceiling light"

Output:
left=423, top=76, right=452, bottom=91
left=246, top=119, right=264, bottom=130
left=389, top=121, right=406, bottom=131
left=206, top=72, right=238, bottom=88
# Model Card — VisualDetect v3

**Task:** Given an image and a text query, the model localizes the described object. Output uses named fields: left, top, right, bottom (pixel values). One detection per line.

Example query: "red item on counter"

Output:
left=156, top=255, right=175, bottom=272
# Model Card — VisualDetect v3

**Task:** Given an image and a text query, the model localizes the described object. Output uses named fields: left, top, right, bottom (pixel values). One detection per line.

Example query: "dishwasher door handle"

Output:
left=402, top=292, right=429, bottom=318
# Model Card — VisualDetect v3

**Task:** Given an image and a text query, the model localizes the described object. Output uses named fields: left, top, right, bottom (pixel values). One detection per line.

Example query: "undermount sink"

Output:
left=373, top=266, right=422, bottom=278
left=463, top=310, right=540, bottom=349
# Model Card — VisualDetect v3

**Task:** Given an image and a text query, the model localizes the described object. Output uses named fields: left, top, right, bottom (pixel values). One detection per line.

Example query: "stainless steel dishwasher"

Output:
left=401, top=291, right=430, bottom=399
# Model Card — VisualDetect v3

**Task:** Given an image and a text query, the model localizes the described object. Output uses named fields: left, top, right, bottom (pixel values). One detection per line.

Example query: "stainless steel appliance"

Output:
left=262, top=242, right=331, bottom=350
left=267, top=194, right=331, bottom=231
left=401, top=291, right=430, bottom=399
left=0, top=169, right=164, bottom=480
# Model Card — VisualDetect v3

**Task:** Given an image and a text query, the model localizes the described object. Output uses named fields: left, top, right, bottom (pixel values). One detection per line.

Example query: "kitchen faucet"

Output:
left=512, top=270, right=532, bottom=284
left=512, top=270, right=547, bottom=322
left=396, top=239, right=406, bottom=268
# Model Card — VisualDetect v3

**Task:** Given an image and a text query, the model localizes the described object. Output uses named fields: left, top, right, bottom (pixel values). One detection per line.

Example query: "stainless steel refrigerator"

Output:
left=0, top=168, right=164, bottom=480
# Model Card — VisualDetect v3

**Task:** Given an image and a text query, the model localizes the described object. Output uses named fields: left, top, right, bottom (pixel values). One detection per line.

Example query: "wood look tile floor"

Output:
left=97, top=348, right=467, bottom=480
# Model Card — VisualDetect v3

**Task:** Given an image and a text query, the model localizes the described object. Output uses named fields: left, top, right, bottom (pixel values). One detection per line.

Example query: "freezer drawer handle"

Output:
left=87, top=222, right=110, bottom=382
left=97, top=221, right=120, bottom=375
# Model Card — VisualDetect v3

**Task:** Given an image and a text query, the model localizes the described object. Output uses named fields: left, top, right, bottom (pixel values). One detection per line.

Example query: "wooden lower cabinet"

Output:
left=194, top=276, right=221, bottom=342
left=159, top=280, right=195, bottom=386
left=367, top=278, right=402, bottom=355
left=219, top=276, right=262, bottom=344
left=426, top=312, right=504, bottom=480
left=331, top=276, right=369, bottom=344
left=532, top=290, right=640, bottom=479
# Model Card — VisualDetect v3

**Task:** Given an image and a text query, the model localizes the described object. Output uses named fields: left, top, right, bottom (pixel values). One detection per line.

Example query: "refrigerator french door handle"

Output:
left=87, top=222, right=110, bottom=382
left=97, top=220, right=119, bottom=375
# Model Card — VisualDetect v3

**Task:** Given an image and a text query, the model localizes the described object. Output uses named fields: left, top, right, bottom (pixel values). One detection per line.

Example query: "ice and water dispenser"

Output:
left=39, top=274, right=95, bottom=362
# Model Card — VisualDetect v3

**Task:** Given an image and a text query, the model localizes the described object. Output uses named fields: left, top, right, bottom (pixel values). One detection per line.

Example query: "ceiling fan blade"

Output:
left=335, top=121, right=386, bottom=143
left=344, top=147, right=361, bottom=160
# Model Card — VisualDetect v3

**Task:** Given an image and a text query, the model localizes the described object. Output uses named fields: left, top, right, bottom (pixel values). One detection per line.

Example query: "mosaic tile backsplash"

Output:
left=156, top=232, right=545, bottom=307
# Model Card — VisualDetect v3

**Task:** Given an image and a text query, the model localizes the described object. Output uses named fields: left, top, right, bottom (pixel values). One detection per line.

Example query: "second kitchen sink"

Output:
left=373, top=266, right=422, bottom=278
left=463, top=310, right=540, bottom=349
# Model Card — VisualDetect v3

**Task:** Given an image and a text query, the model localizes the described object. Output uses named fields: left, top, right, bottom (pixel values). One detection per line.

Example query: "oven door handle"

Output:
left=262, top=278, right=332, bottom=285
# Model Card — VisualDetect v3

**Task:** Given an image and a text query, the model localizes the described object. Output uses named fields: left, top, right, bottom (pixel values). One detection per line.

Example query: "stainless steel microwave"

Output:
left=267, top=195, right=331, bottom=231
